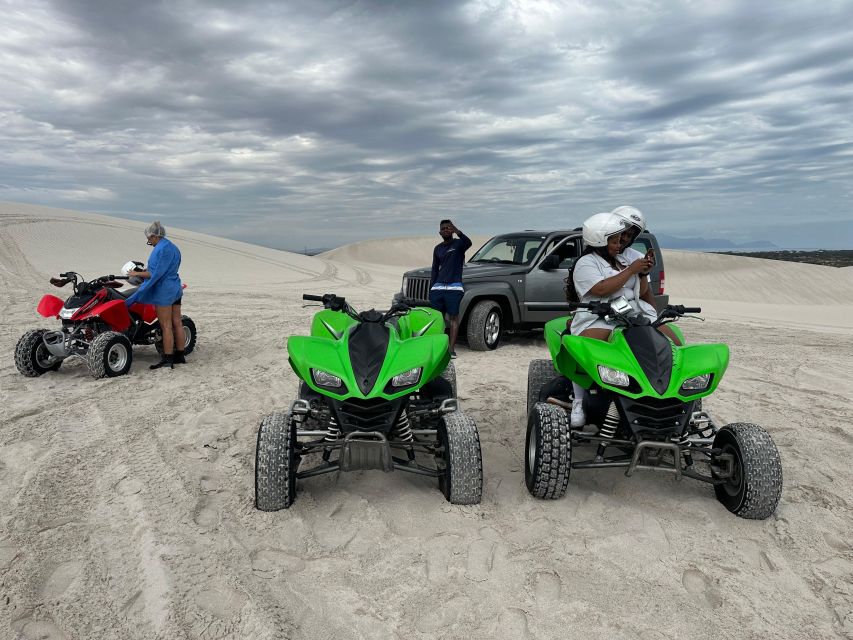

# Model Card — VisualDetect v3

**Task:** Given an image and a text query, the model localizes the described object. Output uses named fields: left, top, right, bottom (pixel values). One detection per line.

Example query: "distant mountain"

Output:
left=655, top=233, right=778, bottom=250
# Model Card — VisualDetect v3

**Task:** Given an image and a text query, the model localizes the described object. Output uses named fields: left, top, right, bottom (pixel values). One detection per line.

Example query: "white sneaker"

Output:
left=570, top=399, right=586, bottom=428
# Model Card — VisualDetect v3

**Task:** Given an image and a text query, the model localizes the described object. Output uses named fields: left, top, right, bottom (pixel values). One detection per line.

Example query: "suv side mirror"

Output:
left=539, top=254, right=561, bottom=270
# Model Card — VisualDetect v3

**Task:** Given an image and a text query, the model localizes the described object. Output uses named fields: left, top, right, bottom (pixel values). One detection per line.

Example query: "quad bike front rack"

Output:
left=557, top=403, right=736, bottom=484
left=289, top=399, right=452, bottom=479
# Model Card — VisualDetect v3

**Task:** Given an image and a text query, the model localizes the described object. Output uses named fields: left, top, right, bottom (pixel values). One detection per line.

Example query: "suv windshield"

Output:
left=469, top=234, right=547, bottom=265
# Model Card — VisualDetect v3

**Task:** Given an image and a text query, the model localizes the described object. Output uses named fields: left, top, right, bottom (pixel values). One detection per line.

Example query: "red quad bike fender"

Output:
left=37, top=295, right=65, bottom=318
left=130, top=302, right=158, bottom=323
left=75, top=299, right=132, bottom=332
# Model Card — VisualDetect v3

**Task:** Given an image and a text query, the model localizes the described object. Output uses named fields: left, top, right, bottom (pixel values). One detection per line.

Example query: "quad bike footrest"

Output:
left=339, top=431, right=394, bottom=472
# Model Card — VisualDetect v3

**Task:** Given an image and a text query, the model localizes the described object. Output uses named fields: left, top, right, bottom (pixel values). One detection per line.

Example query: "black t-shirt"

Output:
left=431, top=233, right=472, bottom=285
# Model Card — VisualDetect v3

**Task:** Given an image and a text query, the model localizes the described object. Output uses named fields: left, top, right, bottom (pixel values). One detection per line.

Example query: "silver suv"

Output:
left=396, top=228, right=668, bottom=350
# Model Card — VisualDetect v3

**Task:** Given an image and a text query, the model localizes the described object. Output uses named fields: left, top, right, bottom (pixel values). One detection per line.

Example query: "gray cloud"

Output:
left=1, top=0, right=852, bottom=249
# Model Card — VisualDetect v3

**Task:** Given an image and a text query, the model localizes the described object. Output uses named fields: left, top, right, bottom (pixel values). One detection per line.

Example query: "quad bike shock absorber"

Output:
left=673, top=433, right=694, bottom=468
left=324, top=415, right=341, bottom=442
left=599, top=402, right=620, bottom=439
left=594, top=402, right=620, bottom=462
left=393, top=411, right=416, bottom=461
left=322, top=415, right=340, bottom=462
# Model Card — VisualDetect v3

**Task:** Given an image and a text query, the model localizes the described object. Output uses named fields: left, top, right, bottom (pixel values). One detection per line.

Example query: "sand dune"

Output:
left=321, top=234, right=492, bottom=269
left=2, top=204, right=852, bottom=640
left=0, top=202, right=359, bottom=289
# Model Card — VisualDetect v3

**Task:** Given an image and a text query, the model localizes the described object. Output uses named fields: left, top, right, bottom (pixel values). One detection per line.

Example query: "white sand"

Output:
left=1, top=202, right=852, bottom=639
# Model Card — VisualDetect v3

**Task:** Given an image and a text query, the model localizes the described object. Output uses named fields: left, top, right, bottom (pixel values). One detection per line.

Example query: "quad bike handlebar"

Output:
left=51, top=272, right=130, bottom=294
left=303, top=293, right=416, bottom=324
left=668, top=305, right=701, bottom=314
left=567, top=300, right=703, bottom=328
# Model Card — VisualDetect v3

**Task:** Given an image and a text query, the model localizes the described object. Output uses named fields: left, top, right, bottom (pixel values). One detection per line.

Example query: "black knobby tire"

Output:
left=155, top=315, right=197, bottom=355
left=255, top=410, right=297, bottom=511
left=14, top=329, right=62, bottom=377
left=525, top=402, right=571, bottom=499
left=436, top=411, right=483, bottom=504
left=527, top=359, right=558, bottom=416
left=466, top=300, right=502, bottom=351
left=181, top=315, right=197, bottom=354
left=87, top=331, right=133, bottom=378
left=713, top=422, right=782, bottom=519
left=440, top=361, right=457, bottom=398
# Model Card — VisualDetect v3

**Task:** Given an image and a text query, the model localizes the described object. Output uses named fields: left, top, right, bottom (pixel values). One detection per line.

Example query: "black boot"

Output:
left=173, top=350, right=186, bottom=364
left=150, top=354, right=174, bottom=370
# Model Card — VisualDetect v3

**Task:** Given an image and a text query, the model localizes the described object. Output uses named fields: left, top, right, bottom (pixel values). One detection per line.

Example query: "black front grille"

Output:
left=404, top=277, right=431, bottom=303
left=333, top=397, right=404, bottom=433
left=621, top=396, right=692, bottom=436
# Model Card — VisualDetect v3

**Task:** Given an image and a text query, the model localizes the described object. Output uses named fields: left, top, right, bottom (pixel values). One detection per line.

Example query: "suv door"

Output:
left=523, top=236, right=581, bottom=322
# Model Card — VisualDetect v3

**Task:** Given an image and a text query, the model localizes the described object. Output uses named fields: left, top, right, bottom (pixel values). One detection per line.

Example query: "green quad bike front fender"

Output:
left=542, top=316, right=727, bottom=402
left=289, top=306, right=451, bottom=401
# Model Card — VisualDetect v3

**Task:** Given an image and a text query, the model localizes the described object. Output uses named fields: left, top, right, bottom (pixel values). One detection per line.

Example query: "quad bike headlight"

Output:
left=391, top=367, right=421, bottom=387
left=312, top=369, right=342, bottom=388
left=401, top=276, right=408, bottom=294
left=598, top=365, right=630, bottom=387
left=681, top=373, right=711, bottom=392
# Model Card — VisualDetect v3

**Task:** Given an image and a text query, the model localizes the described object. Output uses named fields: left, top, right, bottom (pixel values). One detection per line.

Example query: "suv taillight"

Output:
left=659, top=270, right=665, bottom=295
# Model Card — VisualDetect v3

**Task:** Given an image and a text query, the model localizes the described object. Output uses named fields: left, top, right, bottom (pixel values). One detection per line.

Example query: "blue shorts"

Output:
left=429, top=289, right=464, bottom=316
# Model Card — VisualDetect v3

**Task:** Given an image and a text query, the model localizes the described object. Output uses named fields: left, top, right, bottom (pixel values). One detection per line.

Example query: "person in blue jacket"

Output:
left=429, top=219, right=472, bottom=358
left=125, top=221, right=186, bottom=370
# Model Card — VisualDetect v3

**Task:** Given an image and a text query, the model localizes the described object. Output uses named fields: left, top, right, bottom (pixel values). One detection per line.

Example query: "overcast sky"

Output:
left=2, top=0, right=852, bottom=250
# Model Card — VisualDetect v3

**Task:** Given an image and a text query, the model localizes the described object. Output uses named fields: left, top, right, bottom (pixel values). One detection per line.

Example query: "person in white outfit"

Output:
left=611, top=205, right=658, bottom=312
left=611, top=205, right=682, bottom=346
left=568, top=211, right=678, bottom=427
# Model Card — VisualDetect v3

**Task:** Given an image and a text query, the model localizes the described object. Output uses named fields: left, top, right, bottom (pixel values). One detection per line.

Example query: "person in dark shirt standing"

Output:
left=429, top=219, right=472, bottom=358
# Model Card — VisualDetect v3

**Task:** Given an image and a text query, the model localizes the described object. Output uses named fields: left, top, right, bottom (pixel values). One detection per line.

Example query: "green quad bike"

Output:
left=525, top=297, right=782, bottom=519
left=255, top=293, right=483, bottom=510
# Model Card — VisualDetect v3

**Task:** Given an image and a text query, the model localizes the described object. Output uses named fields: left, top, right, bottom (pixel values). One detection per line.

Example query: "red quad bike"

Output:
left=14, top=270, right=197, bottom=378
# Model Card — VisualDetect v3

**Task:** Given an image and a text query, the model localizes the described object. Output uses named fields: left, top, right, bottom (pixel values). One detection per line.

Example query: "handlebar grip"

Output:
left=669, top=305, right=702, bottom=315
left=302, top=294, right=325, bottom=302
left=59, top=272, right=72, bottom=279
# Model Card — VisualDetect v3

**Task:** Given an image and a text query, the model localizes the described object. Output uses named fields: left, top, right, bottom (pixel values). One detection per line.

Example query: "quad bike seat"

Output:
left=111, top=286, right=138, bottom=299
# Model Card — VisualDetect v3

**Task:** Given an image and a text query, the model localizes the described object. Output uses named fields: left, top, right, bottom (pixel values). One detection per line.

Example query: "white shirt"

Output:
left=570, top=250, right=656, bottom=334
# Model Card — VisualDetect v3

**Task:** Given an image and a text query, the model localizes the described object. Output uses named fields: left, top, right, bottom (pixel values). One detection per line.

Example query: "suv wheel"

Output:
left=466, top=300, right=502, bottom=351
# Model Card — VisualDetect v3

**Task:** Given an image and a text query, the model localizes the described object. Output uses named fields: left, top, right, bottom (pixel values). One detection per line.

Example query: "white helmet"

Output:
left=611, top=205, right=646, bottom=233
left=121, top=260, right=145, bottom=276
left=582, top=212, right=627, bottom=247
